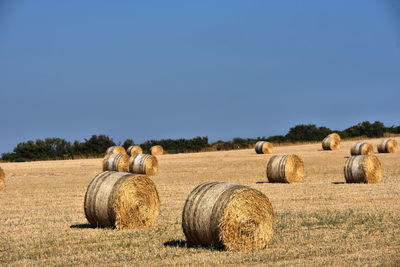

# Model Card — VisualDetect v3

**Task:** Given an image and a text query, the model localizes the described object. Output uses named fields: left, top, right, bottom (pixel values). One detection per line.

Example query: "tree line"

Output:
left=1, top=121, right=399, bottom=162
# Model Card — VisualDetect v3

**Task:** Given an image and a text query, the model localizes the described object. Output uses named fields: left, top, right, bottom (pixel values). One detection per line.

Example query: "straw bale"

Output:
left=350, top=141, right=373, bottom=155
left=182, top=182, right=274, bottom=251
left=255, top=141, right=273, bottom=154
left=106, top=146, right=126, bottom=155
left=267, top=154, right=305, bottom=183
left=344, top=155, right=382, bottom=183
left=0, top=167, right=5, bottom=191
left=103, top=153, right=130, bottom=172
left=129, top=154, right=158, bottom=176
left=328, top=132, right=341, bottom=142
left=84, top=171, right=160, bottom=229
left=127, top=145, right=143, bottom=156
left=377, top=138, right=398, bottom=153
left=150, top=145, right=164, bottom=156
left=322, top=133, right=341, bottom=150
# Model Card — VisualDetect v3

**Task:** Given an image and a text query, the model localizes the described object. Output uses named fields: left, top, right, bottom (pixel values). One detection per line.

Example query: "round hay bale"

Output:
left=344, top=155, right=382, bottom=183
left=328, top=132, right=341, bottom=142
left=182, top=182, right=274, bottom=251
left=350, top=141, right=374, bottom=155
left=266, top=154, right=305, bottom=183
left=106, top=146, right=126, bottom=155
left=0, top=167, right=5, bottom=191
left=255, top=141, right=273, bottom=154
left=150, top=145, right=164, bottom=156
left=377, top=138, right=398, bottom=153
left=322, top=133, right=341, bottom=150
left=127, top=145, right=143, bottom=156
left=84, top=171, right=160, bottom=229
left=129, top=154, right=158, bottom=176
left=103, top=153, right=130, bottom=172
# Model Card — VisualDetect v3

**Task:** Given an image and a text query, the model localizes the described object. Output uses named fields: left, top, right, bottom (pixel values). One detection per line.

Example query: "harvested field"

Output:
left=0, top=137, right=399, bottom=266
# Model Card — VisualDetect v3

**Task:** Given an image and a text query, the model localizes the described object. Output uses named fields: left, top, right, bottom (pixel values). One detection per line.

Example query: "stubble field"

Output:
left=0, top=137, right=399, bottom=266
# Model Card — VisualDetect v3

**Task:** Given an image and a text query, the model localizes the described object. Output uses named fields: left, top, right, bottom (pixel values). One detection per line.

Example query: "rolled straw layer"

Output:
left=182, top=182, right=274, bottom=251
left=103, top=153, right=130, bottom=172
left=127, top=145, right=143, bottom=156
left=150, top=145, right=164, bottom=156
left=322, top=133, right=341, bottom=150
left=129, top=154, right=158, bottom=176
left=350, top=141, right=374, bottom=155
left=377, top=138, right=398, bottom=153
left=344, top=155, right=382, bottom=183
left=266, top=154, right=305, bottom=183
left=84, top=171, right=160, bottom=229
left=106, top=146, right=126, bottom=155
left=255, top=141, right=273, bottom=154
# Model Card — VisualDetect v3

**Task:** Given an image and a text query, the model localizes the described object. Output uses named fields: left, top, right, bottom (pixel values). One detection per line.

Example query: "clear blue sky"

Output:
left=1, top=0, right=399, bottom=154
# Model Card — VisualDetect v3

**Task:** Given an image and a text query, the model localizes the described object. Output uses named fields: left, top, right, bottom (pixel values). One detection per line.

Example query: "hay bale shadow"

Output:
left=332, top=182, right=345, bottom=184
left=163, top=240, right=222, bottom=251
left=163, top=240, right=187, bottom=248
left=70, top=223, right=97, bottom=229
left=344, top=156, right=350, bottom=158
left=256, top=181, right=268, bottom=184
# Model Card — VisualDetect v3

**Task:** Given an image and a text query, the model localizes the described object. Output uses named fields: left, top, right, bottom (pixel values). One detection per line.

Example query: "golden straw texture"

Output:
left=255, top=141, right=273, bottom=154
left=344, top=155, right=382, bottom=183
left=103, top=153, right=130, bottom=172
left=377, top=139, right=398, bottom=153
left=322, top=133, right=341, bottom=150
left=350, top=141, right=374, bottom=155
left=106, top=146, right=126, bottom=155
left=182, top=182, right=274, bottom=251
left=266, top=154, right=305, bottom=183
left=129, top=154, right=158, bottom=176
left=84, top=171, right=160, bottom=229
left=127, top=145, right=143, bottom=156
left=0, top=167, right=5, bottom=191
left=150, top=145, right=164, bottom=156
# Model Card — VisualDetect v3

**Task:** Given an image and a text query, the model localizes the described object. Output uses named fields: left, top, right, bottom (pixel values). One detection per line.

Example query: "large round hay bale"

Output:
left=255, top=141, right=273, bottom=154
left=322, top=133, right=341, bottom=150
left=266, top=154, right=305, bottom=183
left=84, top=171, right=160, bottom=229
left=377, top=138, right=398, bottom=153
left=103, top=153, right=130, bottom=172
left=127, top=145, right=143, bottom=156
left=150, top=145, right=164, bottom=156
left=0, top=167, right=5, bottom=191
left=344, top=155, right=382, bottom=183
left=106, top=146, right=126, bottom=155
left=182, top=182, right=274, bottom=251
left=350, top=141, right=374, bottom=155
left=129, top=154, right=158, bottom=176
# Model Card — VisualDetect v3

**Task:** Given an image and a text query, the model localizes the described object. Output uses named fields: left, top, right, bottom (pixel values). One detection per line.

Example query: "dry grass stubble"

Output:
left=0, top=137, right=399, bottom=266
left=0, top=167, right=5, bottom=191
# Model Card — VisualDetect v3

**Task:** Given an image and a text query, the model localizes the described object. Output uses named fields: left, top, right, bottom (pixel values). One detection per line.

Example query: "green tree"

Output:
left=122, top=139, right=134, bottom=150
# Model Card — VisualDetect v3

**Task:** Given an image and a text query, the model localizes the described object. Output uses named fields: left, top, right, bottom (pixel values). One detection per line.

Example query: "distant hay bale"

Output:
left=182, top=182, right=274, bottom=251
left=84, top=171, right=160, bottom=229
left=0, top=167, right=5, bottom=191
left=350, top=141, right=374, bottom=155
left=129, top=154, right=158, bottom=176
left=377, top=138, right=398, bottom=153
left=150, top=145, right=164, bottom=156
left=344, top=155, right=382, bottom=183
left=267, top=154, right=305, bottom=183
left=106, top=146, right=126, bottom=155
left=127, top=145, right=143, bottom=156
left=255, top=141, right=273, bottom=154
left=103, top=153, right=130, bottom=172
left=322, top=133, right=341, bottom=150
